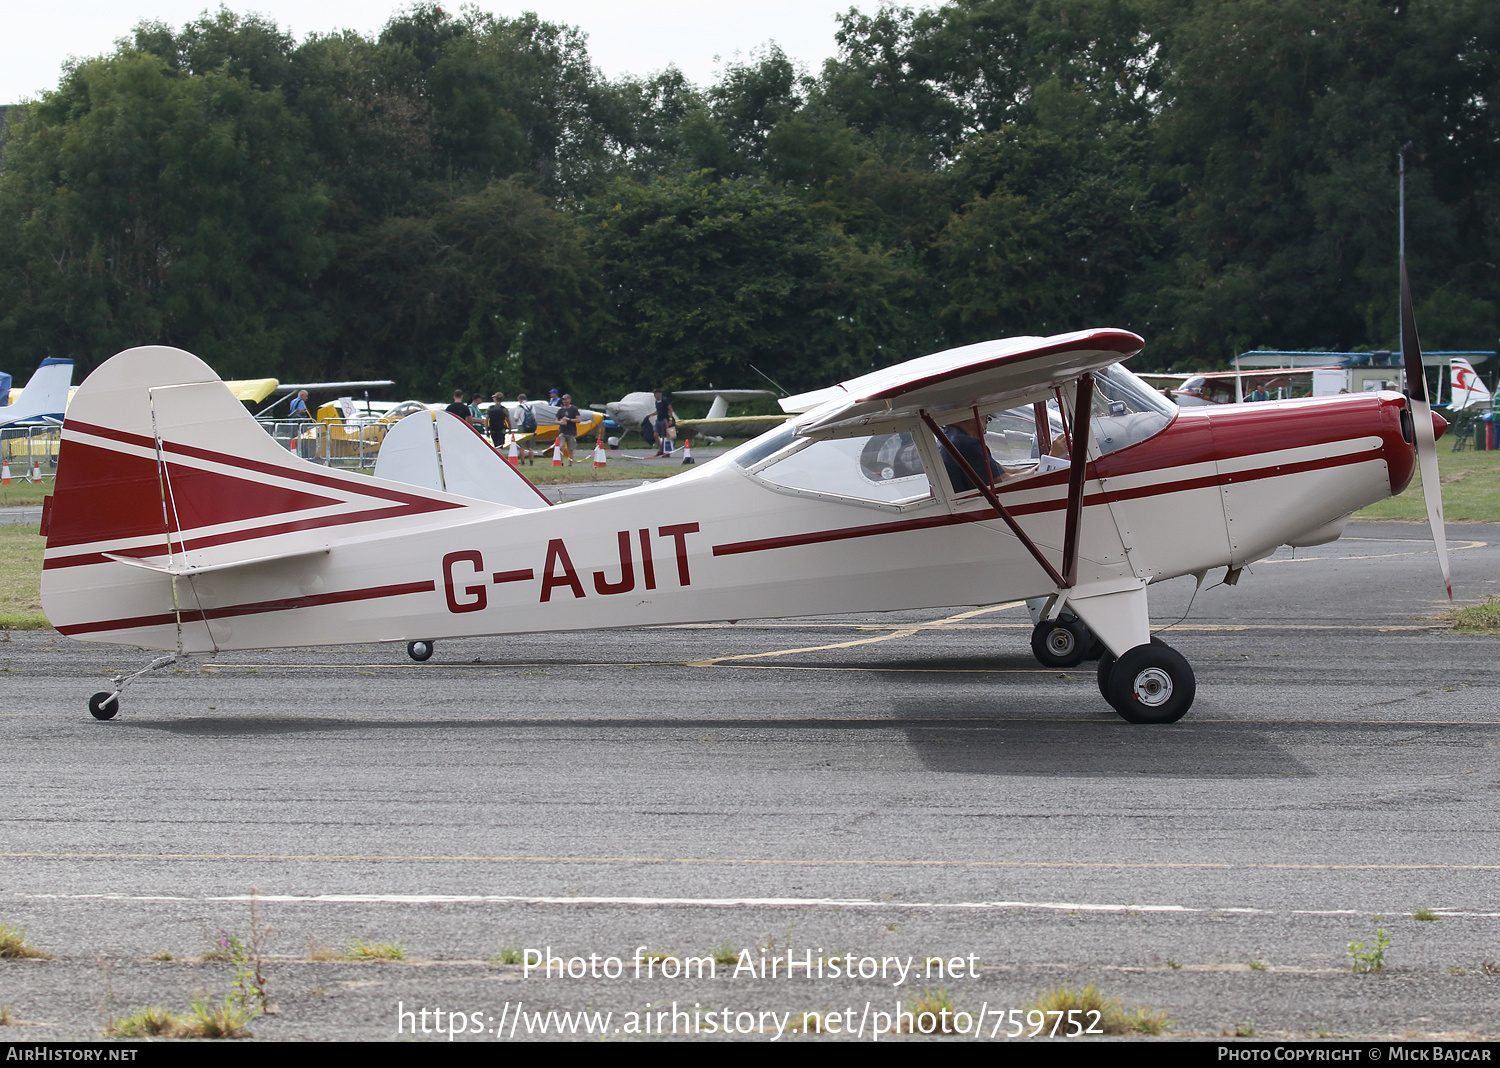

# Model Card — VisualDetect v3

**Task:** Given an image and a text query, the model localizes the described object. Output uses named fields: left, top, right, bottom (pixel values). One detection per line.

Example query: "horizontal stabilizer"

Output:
left=103, top=544, right=330, bottom=577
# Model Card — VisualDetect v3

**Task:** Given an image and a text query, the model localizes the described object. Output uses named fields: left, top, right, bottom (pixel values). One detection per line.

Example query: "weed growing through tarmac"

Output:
left=1247, top=959, right=1268, bottom=971
left=148, top=951, right=174, bottom=961
left=1348, top=920, right=1392, bottom=973
left=711, top=944, right=739, bottom=967
left=1480, top=960, right=1499, bottom=977
left=491, top=948, right=524, bottom=965
left=0, top=924, right=49, bottom=959
left=1026, top=984, right=1171, bottom=1035
left=1235, top=1020, right=1256, bottom=1037
left=306, top=942, right=342, bottom=962
left=898, top=988, right=959, bottom=1034
left=0, top=1005, right=14, bottom=1025
left=105, top=998, right=255, bottom=1040
left=343, top=940, right=406, bottom=962
left=1414, top=908, right=1441, bottom=921
left=1166, top=959, right=1182, bottom=970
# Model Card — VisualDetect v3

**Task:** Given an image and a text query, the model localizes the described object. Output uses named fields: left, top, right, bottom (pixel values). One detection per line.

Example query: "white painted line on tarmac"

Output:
left=11, top=891, right=1500, bottom=919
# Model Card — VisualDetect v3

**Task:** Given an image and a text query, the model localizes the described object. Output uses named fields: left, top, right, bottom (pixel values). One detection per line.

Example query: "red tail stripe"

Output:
left=65, top=419, right=467, bottom=510
left=55, top=580, right=437, bottom=636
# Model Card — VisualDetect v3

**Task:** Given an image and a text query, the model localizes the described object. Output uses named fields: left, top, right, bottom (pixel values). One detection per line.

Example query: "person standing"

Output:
left=444, top=389, right=470, bottom=420
left=556, top=393, right=580, bottom=463
left=487, top=392, right=510, bottom=448
left=652, top=390, right=674, bottom=458
left=288, top=389, right=312, bottom=420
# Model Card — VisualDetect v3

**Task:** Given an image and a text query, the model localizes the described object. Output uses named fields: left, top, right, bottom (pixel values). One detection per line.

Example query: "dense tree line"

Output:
left=0, top=0, right=1496, bottom=402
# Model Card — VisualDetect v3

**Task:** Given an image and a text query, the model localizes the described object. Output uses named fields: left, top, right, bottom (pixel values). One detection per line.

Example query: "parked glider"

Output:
left=40, top=313, right=1448, bottom=724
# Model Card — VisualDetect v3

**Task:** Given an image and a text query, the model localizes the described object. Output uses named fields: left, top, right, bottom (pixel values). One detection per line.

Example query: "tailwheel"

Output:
left=88, top=692, right=119, bottom=720
left=1102, top=640, right=1195, bottom=724
left=407, top=640, right=434, bottom=662
left=1030, top=618, right=1091, bottom=669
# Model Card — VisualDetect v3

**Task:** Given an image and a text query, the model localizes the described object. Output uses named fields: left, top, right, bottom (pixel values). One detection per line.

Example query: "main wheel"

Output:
left=1104, top=641, right=1195, bottom=724
left=407, top=640, right=434, bottom=662
left=88, top=692, right=119, bottom=720
left=1030, top=618, right=1090, bottom=668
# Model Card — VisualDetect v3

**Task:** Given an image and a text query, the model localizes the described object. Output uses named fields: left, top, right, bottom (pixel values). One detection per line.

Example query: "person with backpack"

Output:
left=516, top=394, right=539, bottom=464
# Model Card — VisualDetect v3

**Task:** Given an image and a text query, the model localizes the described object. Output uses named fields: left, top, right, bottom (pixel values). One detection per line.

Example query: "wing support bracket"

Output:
left=920, top=410, right=1067, bottom=588
left=920, top=372, right=1095, bottom=592
left=1060, top=372, right=1093, bottom=587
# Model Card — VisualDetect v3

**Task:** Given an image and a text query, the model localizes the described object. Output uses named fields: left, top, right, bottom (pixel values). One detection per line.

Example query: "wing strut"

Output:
left=1060, top=373, right=1094, bottom=587
left=920, top=410, right=1067, bottom=588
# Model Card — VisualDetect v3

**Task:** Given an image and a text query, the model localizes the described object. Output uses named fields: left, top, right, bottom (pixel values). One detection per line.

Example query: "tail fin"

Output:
left=41, top=346, right=484, bottom=650
left=0, top=358, right=73, bottom=427
left=1450, top=358, right=1492, bottom=411
left=375, top=408, right=550, bottom=509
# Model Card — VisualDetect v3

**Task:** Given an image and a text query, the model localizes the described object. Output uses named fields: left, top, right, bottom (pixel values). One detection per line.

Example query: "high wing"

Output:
left=782, top=329, right=1143, bottom=437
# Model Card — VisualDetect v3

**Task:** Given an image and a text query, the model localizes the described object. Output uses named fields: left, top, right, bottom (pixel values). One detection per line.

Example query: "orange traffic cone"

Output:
left=1, top=460, right=9, bottom=485
left=507, top=437, right=520, bottom=469
left=551, top=438, right=563, bottom=466
left=30, top=456, right=42, bottom=481
left=592, top=440, right=607, bottom=468
left=680, top=439, right=694, bottom=466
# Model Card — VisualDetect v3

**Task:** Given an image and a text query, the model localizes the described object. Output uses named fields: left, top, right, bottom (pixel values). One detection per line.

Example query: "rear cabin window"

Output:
left=754, top=431, right=932, bottom=505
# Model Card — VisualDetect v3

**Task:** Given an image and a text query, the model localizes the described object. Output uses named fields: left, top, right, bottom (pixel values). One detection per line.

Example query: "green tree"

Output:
left=0, top=50, right=332, bottom=378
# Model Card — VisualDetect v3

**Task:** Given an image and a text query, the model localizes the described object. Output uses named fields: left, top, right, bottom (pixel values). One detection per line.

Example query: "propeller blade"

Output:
left=1400, top=258, right=1452, bottom=599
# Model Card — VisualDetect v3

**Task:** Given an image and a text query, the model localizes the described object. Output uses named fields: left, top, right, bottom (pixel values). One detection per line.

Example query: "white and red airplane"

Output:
left=39, top=304, right=1450, bottom=725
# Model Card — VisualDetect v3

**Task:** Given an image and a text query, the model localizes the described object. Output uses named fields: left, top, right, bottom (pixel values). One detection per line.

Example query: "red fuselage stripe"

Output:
left=712, top=448, right=1375, bottom=557
left=55, top=580, right=437, bottom=636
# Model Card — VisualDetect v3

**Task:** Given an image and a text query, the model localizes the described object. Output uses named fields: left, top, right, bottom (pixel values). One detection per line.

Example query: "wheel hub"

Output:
left=1046, top=628, right=1076, bottom=655
left=1132, top=667, right=1174, bottom=707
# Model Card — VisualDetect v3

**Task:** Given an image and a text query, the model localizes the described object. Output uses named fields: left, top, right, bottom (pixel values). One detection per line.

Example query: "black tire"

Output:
left=1030, top=618, right=1090, bottom=668
left=88, top=692, right=119, bottom=720
left=407, top=641, right=434, bottom=662
left=1104, top=641, right=1195, bottom=724
left=1096, top=636, right=1167, bottom=698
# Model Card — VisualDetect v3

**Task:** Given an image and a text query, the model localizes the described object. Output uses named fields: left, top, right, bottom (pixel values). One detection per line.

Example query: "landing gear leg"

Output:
left=86, top=652, right=190, bottom=720
left=407, top=640, right=434, bottom=662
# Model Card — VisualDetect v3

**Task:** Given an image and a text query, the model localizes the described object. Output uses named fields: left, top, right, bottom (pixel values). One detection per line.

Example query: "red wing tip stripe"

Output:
left=492, top=569, right=535, bottom=583
left=54, top=580, right=437, bottom=636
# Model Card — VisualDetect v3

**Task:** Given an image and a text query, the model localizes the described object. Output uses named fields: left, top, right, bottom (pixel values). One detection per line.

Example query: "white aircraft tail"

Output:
left=0, top=357, right=73, bottom=426
left=374, top=409, right=550, bottom=510
left=40, top=347, right=493, bottom=648
left=1450, top=358, right=1492, bottom=411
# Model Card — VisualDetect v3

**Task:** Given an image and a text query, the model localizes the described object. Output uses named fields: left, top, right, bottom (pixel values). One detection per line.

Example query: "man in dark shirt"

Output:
left=444, top=389, right=471, bottom=422
left=940, top=415, right=1005, bottom=493
left=652, top=389, right=674, bottom=457
left=487, top=392, right=510, bottom=447
left=556, top=393, right=580, bottom=462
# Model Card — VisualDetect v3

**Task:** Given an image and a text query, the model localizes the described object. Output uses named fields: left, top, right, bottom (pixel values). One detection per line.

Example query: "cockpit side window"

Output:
left=753, top=430, right=932, bottom=505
